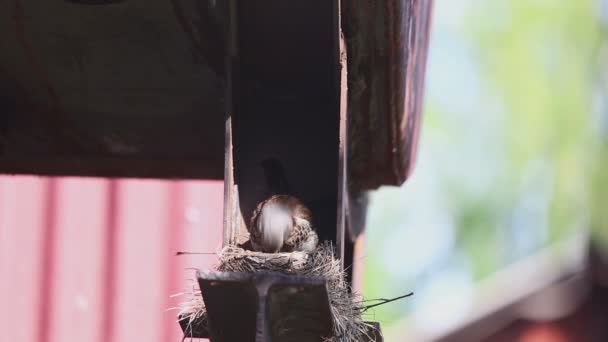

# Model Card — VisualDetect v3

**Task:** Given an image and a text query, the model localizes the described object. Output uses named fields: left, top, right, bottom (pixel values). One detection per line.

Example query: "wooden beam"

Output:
left=343, top=0, right=433, bottom=192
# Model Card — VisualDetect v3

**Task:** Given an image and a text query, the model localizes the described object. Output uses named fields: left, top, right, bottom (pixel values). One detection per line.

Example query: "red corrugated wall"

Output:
left=0, top=175, right=223, bottom=342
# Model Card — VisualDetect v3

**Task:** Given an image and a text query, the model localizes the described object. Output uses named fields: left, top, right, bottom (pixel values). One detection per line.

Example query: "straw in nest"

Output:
left=175, top=242, right=378, bottom=341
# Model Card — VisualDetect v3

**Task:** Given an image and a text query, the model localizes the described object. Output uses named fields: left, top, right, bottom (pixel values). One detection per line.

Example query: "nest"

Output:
left=176, top=242, right=376, bottom=341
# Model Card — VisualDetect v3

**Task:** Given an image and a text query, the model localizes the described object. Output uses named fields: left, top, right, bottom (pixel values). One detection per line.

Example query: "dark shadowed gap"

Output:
left=231, top=0, right=341, bottom=248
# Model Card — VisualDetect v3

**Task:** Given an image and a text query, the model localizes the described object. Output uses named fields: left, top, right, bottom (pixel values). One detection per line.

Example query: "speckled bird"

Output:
left=249, top=195, right=319, bottom=253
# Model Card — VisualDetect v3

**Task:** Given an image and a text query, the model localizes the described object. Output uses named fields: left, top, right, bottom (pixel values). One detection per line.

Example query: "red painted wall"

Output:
left=0, top=176, right=223, bottom=342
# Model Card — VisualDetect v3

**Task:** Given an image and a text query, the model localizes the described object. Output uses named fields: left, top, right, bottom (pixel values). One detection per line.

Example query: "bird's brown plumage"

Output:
left=249, top=195, right=318, bottom=253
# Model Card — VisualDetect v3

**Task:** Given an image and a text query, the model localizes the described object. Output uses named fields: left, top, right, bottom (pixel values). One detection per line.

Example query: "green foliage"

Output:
left=363, top=0, right=602, bottom=330
left=468, top=0, right=600, bottom=241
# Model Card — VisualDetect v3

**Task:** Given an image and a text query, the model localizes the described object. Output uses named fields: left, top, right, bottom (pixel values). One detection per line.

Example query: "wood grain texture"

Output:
left=343, top=0, right=433, bottom=191
left=0, top=0, right=225, bottom=178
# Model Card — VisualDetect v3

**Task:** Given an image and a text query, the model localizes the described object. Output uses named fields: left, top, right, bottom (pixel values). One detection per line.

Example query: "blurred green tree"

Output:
left=363, top=0, right=602, bottom=331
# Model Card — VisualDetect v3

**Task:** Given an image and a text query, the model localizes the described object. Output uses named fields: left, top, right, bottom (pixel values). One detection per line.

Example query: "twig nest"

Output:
left=177, top=243, right=376, bottom=341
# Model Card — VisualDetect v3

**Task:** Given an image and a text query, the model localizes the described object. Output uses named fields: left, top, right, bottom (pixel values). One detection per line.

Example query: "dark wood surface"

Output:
left=0, top=0, right=226, bottom=178
left=0, top=0, right=432, bottom=189
left=343, top=0, right=433, bottom=191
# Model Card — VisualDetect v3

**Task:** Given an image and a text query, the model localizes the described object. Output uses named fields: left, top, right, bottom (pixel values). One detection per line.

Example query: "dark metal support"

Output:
left=194, top=271, right=334, bottom=342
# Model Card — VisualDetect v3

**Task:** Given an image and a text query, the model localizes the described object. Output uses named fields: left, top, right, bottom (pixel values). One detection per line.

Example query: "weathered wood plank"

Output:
left=343, top=0, right=433, bottom=191
left=0, top=0, right=226, bottom=178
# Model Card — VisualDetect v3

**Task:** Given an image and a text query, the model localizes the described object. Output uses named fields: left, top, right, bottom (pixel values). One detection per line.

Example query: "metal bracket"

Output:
left=182, top=271, right=333, bottom=342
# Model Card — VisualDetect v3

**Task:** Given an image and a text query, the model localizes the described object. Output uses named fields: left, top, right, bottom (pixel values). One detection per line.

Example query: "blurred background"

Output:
left=363, top=0, right=608, bottom=341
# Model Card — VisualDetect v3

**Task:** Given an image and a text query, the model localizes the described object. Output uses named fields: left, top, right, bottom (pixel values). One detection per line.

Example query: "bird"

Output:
left=248, top=194, right=319, bottom=253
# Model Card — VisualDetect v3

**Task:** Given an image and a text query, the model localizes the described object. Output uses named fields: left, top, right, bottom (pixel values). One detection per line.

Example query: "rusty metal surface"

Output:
left=343, top=0, right=433, bottom=191
left=195, top=271, right=333, bottom=342
left=0, top=0, right=226, bottom=178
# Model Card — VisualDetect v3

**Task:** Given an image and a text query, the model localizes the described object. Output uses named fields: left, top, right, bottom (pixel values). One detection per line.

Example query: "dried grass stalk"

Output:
left=177, top=243, right=377, bottom=341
